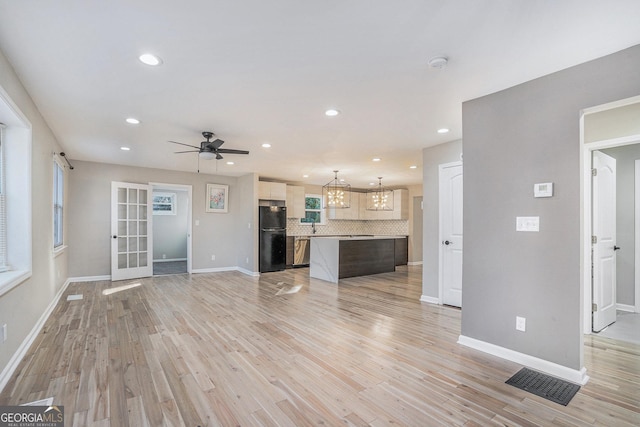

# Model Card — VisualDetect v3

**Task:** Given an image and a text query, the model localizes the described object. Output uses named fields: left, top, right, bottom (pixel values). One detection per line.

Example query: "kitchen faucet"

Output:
left=311, top=220, right=316, bottom=234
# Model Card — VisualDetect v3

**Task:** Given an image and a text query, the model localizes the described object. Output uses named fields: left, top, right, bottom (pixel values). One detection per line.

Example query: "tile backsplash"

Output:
left=287, top=219, right=408, bottom=236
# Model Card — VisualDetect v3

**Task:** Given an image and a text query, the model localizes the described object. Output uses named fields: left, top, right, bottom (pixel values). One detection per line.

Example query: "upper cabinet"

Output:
left=259, top=181, right=287, bottom=201
left=286, top=185, right=305, bottom=218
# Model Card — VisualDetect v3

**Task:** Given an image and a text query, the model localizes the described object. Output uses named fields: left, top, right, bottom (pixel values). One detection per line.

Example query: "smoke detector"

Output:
left=428, top=56, right=448, bottom=69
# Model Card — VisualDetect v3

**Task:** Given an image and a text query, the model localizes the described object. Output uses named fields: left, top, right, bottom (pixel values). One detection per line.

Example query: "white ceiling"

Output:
left=1, top=1, right=639, bottom=188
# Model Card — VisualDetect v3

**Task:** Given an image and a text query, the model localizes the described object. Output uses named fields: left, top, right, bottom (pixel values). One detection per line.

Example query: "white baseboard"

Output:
left=457, top=335, right=589, bottom=386
left=68, top=275, right=111, bottom=282
left=236, top=267, right=259, bottom=277
left=0, top=278, right=72, bottom=393
left=420, top=295, right=440, bottom=304
left=616, top=303, right=635, bottom=312
left=153, top=258, right=187, bottom=263
left=408, top=261, right=423, bottom=266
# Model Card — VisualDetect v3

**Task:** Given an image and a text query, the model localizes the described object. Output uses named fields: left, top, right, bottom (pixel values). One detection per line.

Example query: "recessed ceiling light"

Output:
left=125, top=117, right=140, bottom=124
left=409, top=165, right=417, bottom=169
left=120, top=146, right=130, bottom=151
left=139, top=53, right=162, bottom=66
left=261, top=143, right=271, bottom=148
left=226, top=161, right=234, bottom=165
left=372, top=157, right=381, bottom=162
left=303, top=174, right=309, bottom=178
left=369, top=182, right=375, bottom=186
left=437, top=128, right=450, bottom=134
left=325, top=109, right=340, bottom=117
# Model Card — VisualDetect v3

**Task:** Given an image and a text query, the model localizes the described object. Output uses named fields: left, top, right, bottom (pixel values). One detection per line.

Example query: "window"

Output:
left=53, top=159, right=64, bottom=248
left=300, top=194, right=324, bottom=225
left=152, top=192, right=176, bottom=215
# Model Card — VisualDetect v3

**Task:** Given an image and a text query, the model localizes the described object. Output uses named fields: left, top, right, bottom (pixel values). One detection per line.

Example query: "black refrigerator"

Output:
left=259, top=206, right=287, bottom=272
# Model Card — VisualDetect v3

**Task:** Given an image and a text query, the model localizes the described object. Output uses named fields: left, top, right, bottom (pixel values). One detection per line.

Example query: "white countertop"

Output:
left=310, top=235, right=407, bottom=240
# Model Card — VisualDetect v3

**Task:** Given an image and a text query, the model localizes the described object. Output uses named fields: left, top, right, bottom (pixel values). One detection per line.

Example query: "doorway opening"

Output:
left=151, top=183, right=192, bottom=276
left=580, top=96, right=640, bottom=346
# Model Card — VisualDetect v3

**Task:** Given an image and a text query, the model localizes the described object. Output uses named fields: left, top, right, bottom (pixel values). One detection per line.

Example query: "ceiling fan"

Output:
left=169, top=131, right=249, bottom=160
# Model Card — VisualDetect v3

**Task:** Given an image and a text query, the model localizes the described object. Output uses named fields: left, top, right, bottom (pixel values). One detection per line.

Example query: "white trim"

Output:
left=0, top=278, right=71, bottom=393
left=457, top=335, right=589, bottom=386
left=0, top=270, right=31, bottom=297
left=153, top=258, right=187, bottom=263
left=68, top=275, right=111, bottom=282
left=52, top=244, right=67, bottom=258
left=636, top=159, right=640, bottom=313
left=191, top=266, right=259, bottom=277
left=616, top=303, right=635, bottom=312
left=408, top=261, right=423, bottom=266
left=420, top=295, right=440, bottom=304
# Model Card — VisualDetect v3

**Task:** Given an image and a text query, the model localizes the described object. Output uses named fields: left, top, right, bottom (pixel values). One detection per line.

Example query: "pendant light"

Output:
left=367, top=177, right=394, bottom=211
left=322, top=170, right=351, bottom=209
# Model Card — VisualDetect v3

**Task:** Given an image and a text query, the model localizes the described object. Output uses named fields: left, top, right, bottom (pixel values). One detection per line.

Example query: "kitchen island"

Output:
left=309, top=236, right=405, bottom=283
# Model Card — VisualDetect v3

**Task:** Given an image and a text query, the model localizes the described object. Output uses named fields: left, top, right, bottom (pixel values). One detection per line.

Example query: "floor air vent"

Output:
left=505, top=367, right=580, bottom=406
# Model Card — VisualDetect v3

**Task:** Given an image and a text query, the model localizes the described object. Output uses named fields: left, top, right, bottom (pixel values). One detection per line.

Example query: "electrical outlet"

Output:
left=246, top=257, right=249, bottom=264
left=248, top=222, right=251, bottom=229
left=162, top=254, right=166, bottom=259
left=211, top=255, right=215, bottom=261
left=1, top=324, right=6, bottom=343
left=516, top=316, right=526, bottom=332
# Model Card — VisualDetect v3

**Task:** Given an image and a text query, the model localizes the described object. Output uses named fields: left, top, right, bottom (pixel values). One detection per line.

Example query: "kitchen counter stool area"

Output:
left=309, top=236, right=407, bottom=283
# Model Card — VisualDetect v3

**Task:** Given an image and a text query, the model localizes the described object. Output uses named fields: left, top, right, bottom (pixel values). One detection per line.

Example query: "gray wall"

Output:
left=68, top=160, right=255, bottom=277
left=421, top=140, right=463, bottom=299
left=602, top=144, right=640, bottom=306
left=0, top=48, right=68, bottom=373
left=152, top=189, right=188, bottom=261
left=461, top=45, right=640, bottom=370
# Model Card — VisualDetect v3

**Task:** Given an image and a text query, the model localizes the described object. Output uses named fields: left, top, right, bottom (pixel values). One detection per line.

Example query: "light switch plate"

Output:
left=516, top=216, right=539, bottom=232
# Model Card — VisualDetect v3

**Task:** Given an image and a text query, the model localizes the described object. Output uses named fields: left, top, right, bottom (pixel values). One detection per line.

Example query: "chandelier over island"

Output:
left=322, top=170, right=351, bottom=209
left=367, top=177, right=394, bottom=211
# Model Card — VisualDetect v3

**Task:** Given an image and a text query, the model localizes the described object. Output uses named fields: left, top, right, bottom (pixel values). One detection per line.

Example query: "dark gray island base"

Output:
left=309, top=236, right=407, bottom=283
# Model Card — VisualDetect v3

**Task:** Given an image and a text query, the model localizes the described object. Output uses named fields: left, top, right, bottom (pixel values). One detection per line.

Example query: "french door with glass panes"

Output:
left=111, top=182, right=153, bottom=281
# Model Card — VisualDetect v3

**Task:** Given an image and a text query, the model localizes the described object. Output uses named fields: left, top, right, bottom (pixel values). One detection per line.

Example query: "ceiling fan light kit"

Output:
left=323, top=170, right=351, bottom=209
left=367, top=177, right=394, bottom=211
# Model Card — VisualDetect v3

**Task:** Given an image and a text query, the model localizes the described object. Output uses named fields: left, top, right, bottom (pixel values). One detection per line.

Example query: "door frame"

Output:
left=580, top=95, right=640, bottom=335
left=438, top=160, right=463, bottom=306
left=150, top=182, right=193, bottom=274
left=635, top=160, right=640, bottom=313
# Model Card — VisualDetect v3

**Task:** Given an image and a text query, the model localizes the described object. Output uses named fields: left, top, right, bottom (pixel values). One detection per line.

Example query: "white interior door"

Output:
left=111, top=182, right=153, bottom=281
left=440, top=162, right=463, bottom=307
left=592, top=151, right=617, bottom=332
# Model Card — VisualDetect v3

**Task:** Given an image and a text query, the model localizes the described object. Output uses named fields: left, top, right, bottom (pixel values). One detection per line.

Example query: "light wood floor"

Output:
left=1, top=266, right=639, bottom=426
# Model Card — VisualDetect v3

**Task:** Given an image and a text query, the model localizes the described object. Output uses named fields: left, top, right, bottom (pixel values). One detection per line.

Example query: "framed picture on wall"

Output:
left=153, top=192, right=176, bottom=215
left=206, top=183, right=229, bottom=213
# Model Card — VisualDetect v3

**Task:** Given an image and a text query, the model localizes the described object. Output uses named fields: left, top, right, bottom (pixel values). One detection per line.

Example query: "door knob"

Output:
left=614, top=246, right=621, bottom=251
left=443, top=240, right=451, bottom=246
left=112, top=235, right=117, bottom=239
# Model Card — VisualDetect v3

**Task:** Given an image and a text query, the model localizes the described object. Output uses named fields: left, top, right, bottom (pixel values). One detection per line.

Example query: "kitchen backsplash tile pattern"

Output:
left=287, top=219, right=408, bottom=236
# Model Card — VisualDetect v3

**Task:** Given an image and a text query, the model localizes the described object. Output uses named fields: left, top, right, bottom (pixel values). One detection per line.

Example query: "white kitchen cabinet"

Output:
left=286, top=185, right=305, bottom=218
left=258, top=181, right=287, bottom=201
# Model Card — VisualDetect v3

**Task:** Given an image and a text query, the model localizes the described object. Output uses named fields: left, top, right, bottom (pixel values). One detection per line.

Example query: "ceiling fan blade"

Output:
left=204, top=138, right=224, bottom=150
left=169, top=140, right=200, bottom=149
left=174, top=150, right=200, bottom=154
left=216, top=148, right=250, bottom=155
left=216, top=153, right=223, bottom=160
